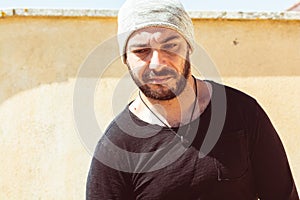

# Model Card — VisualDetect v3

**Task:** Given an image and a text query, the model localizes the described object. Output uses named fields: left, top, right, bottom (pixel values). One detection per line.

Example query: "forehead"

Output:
left=127, top=27, right=185, bottom=48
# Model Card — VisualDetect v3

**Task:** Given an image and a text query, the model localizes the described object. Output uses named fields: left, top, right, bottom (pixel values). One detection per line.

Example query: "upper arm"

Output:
left=249, top=103, right=298, bottom=200
left=86, top=143, right=135, bottom=200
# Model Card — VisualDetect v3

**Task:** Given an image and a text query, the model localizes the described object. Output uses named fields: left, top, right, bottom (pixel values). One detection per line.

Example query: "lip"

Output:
left=148, top=76, right=172, bottom=84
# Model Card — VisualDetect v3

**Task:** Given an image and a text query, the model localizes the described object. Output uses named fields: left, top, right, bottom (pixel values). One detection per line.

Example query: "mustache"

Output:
left=142, top=67, right=177, bottom=81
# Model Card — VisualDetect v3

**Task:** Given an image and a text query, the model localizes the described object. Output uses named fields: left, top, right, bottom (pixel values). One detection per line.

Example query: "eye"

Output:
left=163, top=43, right=177, bottom=49
left=132, top=48, right=150, bottom=54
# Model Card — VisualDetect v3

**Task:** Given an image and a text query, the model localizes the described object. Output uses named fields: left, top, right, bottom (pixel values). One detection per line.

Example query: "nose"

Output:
left=149, top=50, right=164, bottom=70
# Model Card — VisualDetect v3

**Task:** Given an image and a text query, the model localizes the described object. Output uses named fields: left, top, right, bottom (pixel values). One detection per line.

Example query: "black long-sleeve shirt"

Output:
left=87, top=81, right=299, bottom=200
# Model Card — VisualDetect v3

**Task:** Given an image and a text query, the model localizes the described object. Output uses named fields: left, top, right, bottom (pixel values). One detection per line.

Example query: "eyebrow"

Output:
left=128, top=43, right=149, bottom=48
left=161, top=35, right=180, bottom=43
left=128, top=35, right=181, bottom=49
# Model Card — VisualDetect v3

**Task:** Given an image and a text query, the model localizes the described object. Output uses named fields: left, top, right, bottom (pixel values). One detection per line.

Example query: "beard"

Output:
left=128, top=55, right=191, bottom=101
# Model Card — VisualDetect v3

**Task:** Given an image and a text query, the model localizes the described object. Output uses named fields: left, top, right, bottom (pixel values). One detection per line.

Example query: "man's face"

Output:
left=126, top=27, right=191, bottom=100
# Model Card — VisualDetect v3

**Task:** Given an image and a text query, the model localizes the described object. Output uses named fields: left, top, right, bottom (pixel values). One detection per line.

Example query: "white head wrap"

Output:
left=117, top=0, right=195, bottom=63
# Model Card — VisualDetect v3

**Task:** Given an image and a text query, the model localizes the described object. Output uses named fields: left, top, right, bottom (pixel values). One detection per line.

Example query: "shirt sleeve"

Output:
left=86, top=142, right=135, bottom=200
left=249, top=103, right=299, bottom=200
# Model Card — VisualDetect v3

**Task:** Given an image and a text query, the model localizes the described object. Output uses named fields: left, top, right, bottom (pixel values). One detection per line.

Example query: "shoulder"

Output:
left=101, top=105, right=133, bottom=143
left=206, top=80, right=262, bottom=132
left=97, top=104, right=153, bottom=150
left=92, top=106, right=134, bottom=168
left=207, top=80, right=259, bottom=109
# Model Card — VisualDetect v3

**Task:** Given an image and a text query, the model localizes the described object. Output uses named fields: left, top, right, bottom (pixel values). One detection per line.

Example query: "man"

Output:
left=86, top=0, right=299, bottom=199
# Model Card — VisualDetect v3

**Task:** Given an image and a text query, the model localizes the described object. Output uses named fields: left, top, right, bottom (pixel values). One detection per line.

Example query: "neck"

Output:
left=134, top=75, right=199, bottom=127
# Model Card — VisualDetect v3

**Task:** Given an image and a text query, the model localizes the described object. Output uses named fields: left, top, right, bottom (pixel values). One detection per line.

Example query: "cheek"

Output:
left=131, top=67, right=142, bottom=78
left=127, top=60, right=145, bottom=79
left=167, top=55, right=186, bottom=72
left=165, top=49, right=187, bottom=64
left=127, top=54, right=146, bottom=68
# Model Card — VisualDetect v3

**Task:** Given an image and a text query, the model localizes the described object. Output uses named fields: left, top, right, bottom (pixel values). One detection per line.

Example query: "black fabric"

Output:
left=86, top=81, right=299, bottom=200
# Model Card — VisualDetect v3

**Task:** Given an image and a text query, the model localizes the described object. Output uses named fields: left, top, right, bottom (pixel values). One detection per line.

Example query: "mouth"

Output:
left=147, top=76, right=173, bottom=84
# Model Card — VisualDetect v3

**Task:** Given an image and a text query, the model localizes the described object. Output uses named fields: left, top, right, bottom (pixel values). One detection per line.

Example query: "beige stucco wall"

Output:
left=0, top=10, right=299, bottom=199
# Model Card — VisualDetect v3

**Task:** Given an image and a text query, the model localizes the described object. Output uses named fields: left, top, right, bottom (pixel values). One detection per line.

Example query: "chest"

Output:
left=129, top=131, right=255, bottom=200
left=131, top=148, right=217, bottom=199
